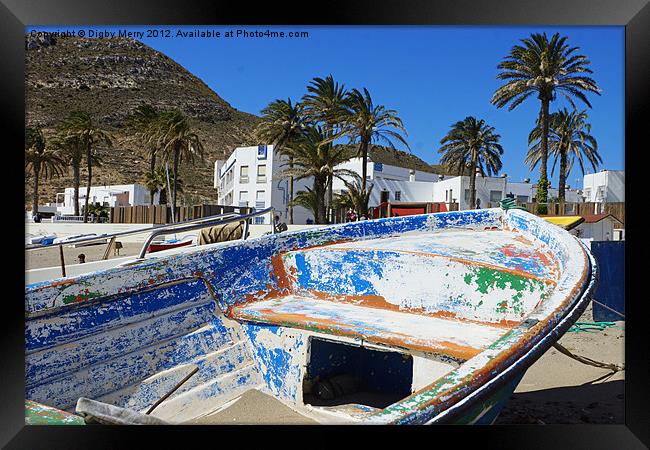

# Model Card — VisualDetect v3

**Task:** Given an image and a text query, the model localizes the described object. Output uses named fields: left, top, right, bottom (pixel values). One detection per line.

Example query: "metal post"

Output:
left=59, top=244, right=66, bottom=277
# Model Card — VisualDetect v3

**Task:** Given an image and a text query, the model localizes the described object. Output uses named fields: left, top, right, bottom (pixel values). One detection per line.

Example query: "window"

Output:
left=489, top=190, right=502, bottom=203
left=254, top=216, right=265, bottom=224
left=239, top=191, right=248, bottom=207
left=255, top=190, right=266, bottom=209
left=257, top=145, right=268, bottom=159
left=257, top=165, right=267, bottom=183
left=464, top=189, right=471, bottom=202
left=516, top=195, right=529, bottom=204
left=394, top=191, right=401, bottom=201
left=240, top=166, right=249, bottom=183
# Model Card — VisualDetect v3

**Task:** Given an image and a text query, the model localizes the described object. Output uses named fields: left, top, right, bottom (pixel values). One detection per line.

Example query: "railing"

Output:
left=137, top=207, right=274, bottom=259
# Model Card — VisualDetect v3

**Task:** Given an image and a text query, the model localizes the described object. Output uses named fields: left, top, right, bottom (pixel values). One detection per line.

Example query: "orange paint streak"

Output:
left=303, top=290, right=518, bottom=329
left=270, top=254, right=292, bottom=293
left=231, top=308, right=482, bottom=360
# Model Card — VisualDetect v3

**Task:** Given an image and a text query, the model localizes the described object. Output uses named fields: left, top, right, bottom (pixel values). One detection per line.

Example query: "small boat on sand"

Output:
left=24, top=206, right=596, bottom=425
left=147, top=235, right=196, bottom=254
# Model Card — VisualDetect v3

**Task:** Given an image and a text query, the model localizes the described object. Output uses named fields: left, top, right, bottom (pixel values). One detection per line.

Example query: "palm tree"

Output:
left=59, top=111, right=113, bottom=222
left=341, top=88, right=409, bottom=194
left=289, top=188, right=320, bottom=222
left=49, top=128, right=85, bottom=217
left=333, top=176, right=375, bottom=219
left=491, top=32, right=600, bottom=210
left=154, top=110, right=204, bottom=221
left=279, top=125, right=357, bottom=224
left=141, top=165, right=167, bottom=205
left=438, top=117, right=504, bottom=209
left=526, top=108, right=600, bottom=201
left=128, top=104, right=161, bottom=204
left=25, top=126, right=65, bottom=215
left=255, top=98, right=306, bottom=225
left=302, top=75, right=348, bottom=222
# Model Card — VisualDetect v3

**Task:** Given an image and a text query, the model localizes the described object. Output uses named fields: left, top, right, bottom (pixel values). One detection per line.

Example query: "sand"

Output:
left=495, top=304, right=624, bottom=424
left=189, top=390, right=318, bottom=425
left=25, top=242, right=144, bottom=270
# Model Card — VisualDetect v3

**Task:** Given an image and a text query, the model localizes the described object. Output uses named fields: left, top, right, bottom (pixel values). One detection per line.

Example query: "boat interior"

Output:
left=25, top=211, right=581, bottom=424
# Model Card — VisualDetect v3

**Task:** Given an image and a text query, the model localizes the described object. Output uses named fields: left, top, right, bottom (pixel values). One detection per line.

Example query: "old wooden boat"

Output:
left=25, top=207, right=596, bottom=425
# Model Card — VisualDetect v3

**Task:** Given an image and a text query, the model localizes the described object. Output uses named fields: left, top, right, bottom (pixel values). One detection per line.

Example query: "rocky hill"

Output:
left=25, top=34, right=452, bottom=208
left=25, top=34, right=260, bottom=206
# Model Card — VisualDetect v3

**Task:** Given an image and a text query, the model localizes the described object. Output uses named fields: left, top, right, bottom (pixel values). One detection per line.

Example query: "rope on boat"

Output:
left=589, top=299, right=625, bottom=319
left=552, top=342, right=624, bottom=373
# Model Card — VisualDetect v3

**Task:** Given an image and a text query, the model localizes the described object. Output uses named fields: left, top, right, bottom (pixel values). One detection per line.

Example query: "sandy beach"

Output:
left=496, top=303, right=624, bottom=424
left=25, top=241, right=145, bottom=271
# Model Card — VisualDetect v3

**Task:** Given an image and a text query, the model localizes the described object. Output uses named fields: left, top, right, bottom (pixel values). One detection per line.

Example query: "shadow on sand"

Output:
left=495, top=378, right=624, bottom=424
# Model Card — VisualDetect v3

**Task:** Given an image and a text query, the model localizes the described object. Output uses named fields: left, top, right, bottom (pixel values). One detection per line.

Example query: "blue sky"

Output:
left=31, top=25, right=624, bottom=185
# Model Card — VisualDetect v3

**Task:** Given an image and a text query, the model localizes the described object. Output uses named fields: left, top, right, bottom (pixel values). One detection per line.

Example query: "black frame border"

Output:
left=2, top=0, right=648, bottom=448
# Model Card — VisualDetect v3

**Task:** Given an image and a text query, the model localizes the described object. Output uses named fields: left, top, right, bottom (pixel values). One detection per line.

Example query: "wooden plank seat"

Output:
left=229, top=296, right=509, bottom=361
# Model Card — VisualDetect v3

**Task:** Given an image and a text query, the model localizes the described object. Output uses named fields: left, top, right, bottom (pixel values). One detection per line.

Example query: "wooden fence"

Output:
left=109, top=204, right=253, bottom=224
left=524, top=202, right=625, bottom=226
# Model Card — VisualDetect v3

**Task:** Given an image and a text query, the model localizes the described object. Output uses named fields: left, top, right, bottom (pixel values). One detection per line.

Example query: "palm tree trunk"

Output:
left=288, top=157, right=294, bottom=225
left=172, top=146, right=180, bottom=223
left=538, top=99, right=550, bottom=204
left=558, top=148, right=568, bottom=202
left=73, top=161, right=80, bottom=217
left=360, top=141, right=369, bottom=193
left=468, top=150, right=479, bottom=209
left=32, top=166, right=40, bottom=215
left=83, top=145, right=92, bottom=223
left=327, top=173, right=333, bottom=223
left=150, top=151, right=156, bottom=205
left=468, top=165, right=477, bottom=210
left=314, top=176, right=327, bottom=224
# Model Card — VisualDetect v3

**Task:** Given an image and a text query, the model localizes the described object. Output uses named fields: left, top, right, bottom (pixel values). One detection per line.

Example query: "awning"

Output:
left=543, top=216, right=585, bottom=230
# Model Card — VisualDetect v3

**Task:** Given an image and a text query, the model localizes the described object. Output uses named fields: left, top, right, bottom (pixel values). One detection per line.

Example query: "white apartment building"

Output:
left=215, top=145, right=312, bottom=225
left=215, top=145, right=442, bottom=224
left=56, top=183, right=159, bottom=216
left=582, top=170, right=625, bottom=203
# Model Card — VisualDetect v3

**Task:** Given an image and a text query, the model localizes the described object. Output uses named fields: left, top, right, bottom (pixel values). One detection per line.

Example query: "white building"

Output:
left=506, top=181, right=581, bottom=203
left=571, top=214, right=624, bottom=241
left=215, top=145, right=441, bottom=224
left=215, top=145, right=312, bottom=225
left=430, top=175, right=507, bottom=210
left=582, top=170, right=625, bottom=203
left=56, top=183, right=160, bottom=216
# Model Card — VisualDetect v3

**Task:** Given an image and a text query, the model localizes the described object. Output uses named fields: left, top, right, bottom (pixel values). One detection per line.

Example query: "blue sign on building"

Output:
left=374, top=162, right=383, bottom=172
left=257, top=145, right=267, bottom=160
